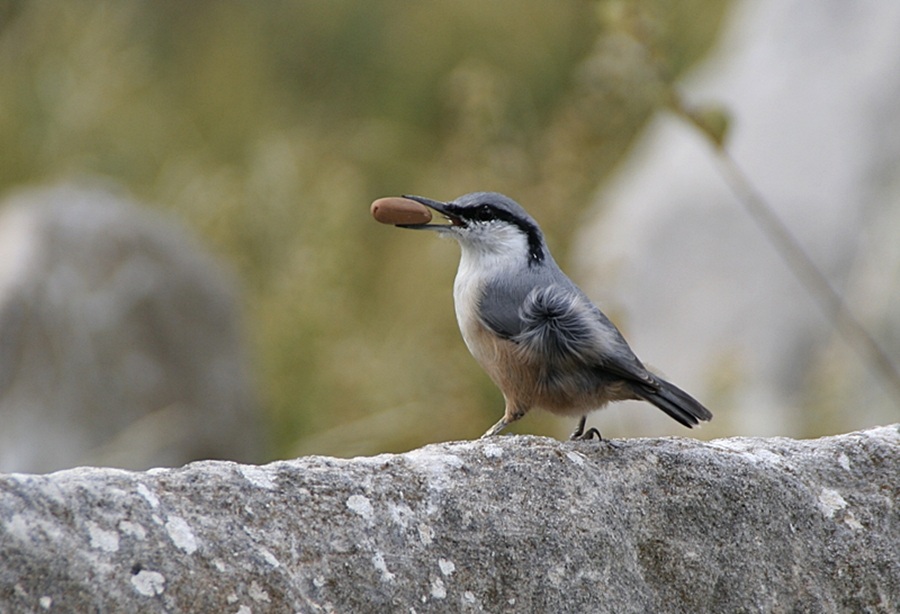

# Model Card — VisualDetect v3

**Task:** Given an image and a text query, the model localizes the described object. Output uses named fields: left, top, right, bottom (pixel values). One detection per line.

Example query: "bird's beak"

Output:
left=398, top=195, right=465, bottom=230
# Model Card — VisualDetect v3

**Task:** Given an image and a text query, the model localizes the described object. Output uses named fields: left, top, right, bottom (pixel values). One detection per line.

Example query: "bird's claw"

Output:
left=570, top=427, right=603, bottom=441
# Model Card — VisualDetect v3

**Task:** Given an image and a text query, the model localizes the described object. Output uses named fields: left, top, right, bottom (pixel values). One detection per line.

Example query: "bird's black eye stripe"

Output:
left=450, top=202, right=545, bottom=265
left=474, top=204, right=493, bottom=221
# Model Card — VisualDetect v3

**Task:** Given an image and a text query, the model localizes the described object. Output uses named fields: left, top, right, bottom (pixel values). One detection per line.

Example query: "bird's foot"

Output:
left=481, top=408, right=528, bottom=438
left=571, top=427, right=603, bottom=441
left=481, top=417, right=509, bottom=438
left=569, top=416, right=591, bottom=440
left=569, top=416, right=616, bottom=444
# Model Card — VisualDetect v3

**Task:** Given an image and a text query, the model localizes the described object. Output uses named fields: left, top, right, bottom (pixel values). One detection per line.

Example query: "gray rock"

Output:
left=1, top=425, right=897, bottom=613
left=0, top=182, right=263, bottom=472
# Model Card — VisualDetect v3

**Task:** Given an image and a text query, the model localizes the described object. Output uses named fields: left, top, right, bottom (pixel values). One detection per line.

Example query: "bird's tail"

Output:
left=632, top=378, right=713, bottom=428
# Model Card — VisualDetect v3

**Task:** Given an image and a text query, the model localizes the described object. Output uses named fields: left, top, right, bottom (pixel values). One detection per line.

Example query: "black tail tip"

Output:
left=640, top=380, right=712, bottom=429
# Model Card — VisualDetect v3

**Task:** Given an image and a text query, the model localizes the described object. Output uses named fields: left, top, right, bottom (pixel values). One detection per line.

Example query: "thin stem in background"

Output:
left=673, top=98, right=900, bottom=407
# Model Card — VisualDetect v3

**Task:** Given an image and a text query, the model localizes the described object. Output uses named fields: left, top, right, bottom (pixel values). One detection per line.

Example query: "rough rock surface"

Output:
left=1, top=425, right=897, bottom=613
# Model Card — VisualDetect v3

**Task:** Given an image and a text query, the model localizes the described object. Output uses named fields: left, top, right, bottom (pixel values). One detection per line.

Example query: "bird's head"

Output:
left=400, top=192, right=547, bottom=267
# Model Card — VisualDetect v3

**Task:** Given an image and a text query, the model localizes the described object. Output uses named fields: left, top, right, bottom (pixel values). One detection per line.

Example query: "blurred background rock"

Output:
left=0, top=0, right=895, bottom=469
left=0, top=183, right=262, bottom=472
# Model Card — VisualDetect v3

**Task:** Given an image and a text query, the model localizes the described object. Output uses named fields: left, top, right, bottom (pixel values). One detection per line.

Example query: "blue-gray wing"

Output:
left=484, top=283, right=658, bottom=387
left=481, top=282, right=712, bottom=427
left=476, top=276, right=531, bottom=340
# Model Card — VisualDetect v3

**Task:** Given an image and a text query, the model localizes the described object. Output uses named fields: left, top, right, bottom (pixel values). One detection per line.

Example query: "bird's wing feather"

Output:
left=580, top=301, right=660, bottom=389
left=481, top=281, right=659, bottom=388
left=477, top=277, right=531, bottom=340
left=476, top=269, right=712, bottom=427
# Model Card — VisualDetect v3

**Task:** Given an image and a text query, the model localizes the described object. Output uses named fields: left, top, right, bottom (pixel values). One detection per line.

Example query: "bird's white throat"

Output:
left=451, top=223, right=529, bottom=341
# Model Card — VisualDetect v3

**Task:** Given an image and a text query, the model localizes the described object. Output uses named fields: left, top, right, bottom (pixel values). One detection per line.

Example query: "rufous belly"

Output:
left=460, top=318, right=633, bottom=418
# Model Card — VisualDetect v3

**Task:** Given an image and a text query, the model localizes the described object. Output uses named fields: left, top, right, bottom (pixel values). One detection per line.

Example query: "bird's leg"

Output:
left=570, top=416, right=587, bottom=439
left=480, top=402, right=527, bottom=438
left=481, top=417, right=511, bottom=438
left=569, top=416, right=603, bottom=441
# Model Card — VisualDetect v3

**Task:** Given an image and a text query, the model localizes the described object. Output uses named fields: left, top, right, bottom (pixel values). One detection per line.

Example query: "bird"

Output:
left=396, top=191, right=712, bottom=440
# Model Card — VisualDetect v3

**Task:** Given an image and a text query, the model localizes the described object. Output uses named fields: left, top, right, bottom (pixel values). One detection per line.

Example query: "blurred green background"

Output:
left=0, top=0, right=730, bottom=460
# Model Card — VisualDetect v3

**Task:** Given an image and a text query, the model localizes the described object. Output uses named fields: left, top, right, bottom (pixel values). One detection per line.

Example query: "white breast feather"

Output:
left=452, top=224, right=529, bottom=356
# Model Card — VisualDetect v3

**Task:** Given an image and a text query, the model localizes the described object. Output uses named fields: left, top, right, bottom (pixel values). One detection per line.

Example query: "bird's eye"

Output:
left=472, top=204, right=494, bottom=222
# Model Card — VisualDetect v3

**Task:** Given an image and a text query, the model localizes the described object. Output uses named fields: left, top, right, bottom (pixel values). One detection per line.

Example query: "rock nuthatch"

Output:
left=396, top=191, right=712, bottom=440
